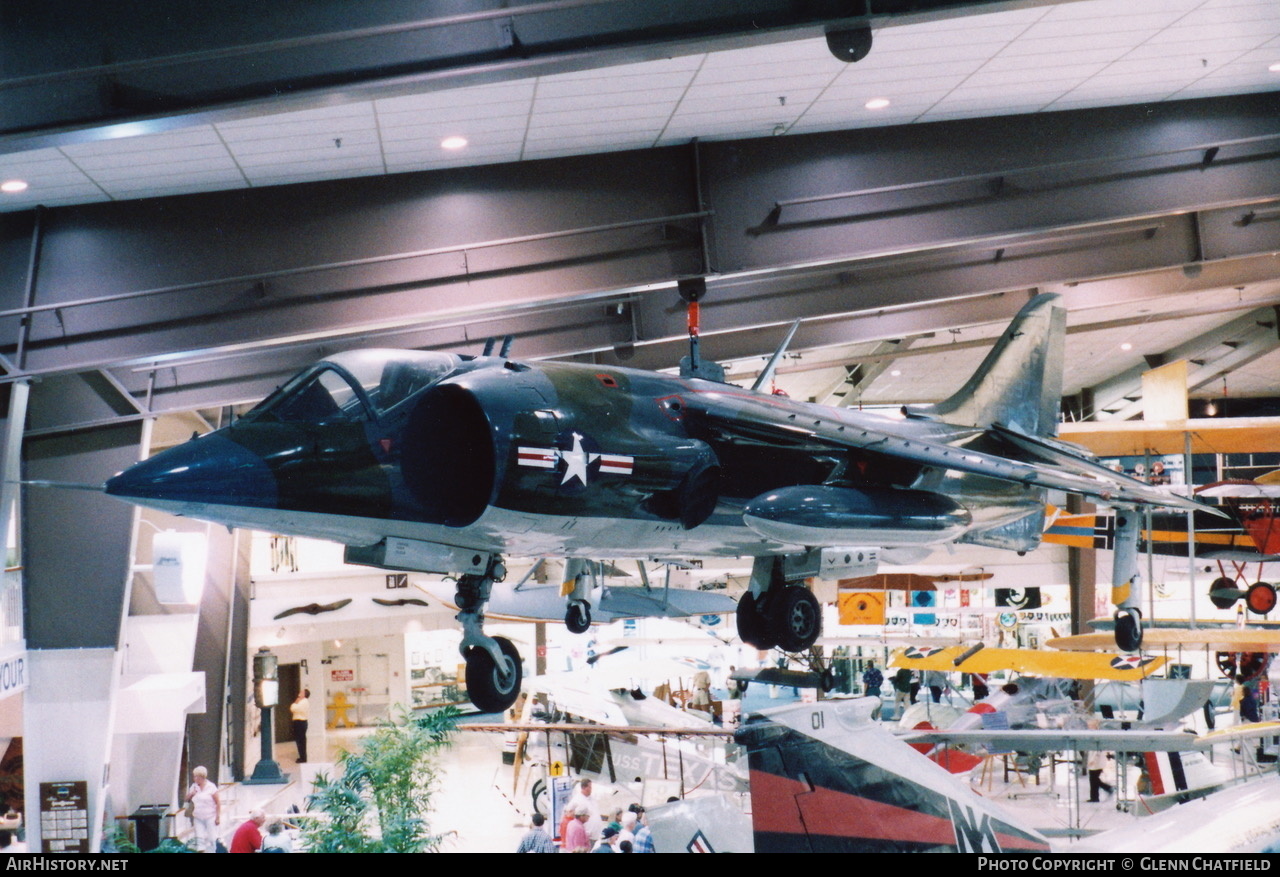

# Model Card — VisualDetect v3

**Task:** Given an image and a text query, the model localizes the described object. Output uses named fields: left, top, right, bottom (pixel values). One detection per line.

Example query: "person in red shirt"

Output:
left=230, top=810, right=266, bottom=853
left=562, top=808, right=590, bottom=853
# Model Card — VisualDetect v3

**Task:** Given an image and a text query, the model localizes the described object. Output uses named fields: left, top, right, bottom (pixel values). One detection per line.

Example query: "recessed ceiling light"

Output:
left=1, top=180, right=28, bottom=193
left=865, top=98, right=890, bottom=110
left=890, top=369, right=902, bottom=377
left=441, top=136, right=468, bottom=150
left=1120, top=342, right=1133, bottom=351
left=1270, top=62, right=1280, bottom=72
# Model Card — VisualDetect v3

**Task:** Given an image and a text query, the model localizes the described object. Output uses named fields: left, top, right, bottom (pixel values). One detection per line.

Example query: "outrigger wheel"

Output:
left=1114, top=606, right=1143, bottom=652
left=565, top=600, right=592, bottom=634
left=465, top=636, right=522, bottom=713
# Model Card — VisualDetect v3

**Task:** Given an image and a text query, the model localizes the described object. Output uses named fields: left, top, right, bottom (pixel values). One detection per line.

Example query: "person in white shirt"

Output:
left=185, top=766, right=221, bottom=853
left=290, top=689, right=310, bottom=763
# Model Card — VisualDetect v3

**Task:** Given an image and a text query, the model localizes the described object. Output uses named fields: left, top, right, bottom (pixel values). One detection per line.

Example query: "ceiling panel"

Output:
left=0, top=0, right=1275, bottom=214
left=0, top=0, right=1277, bottom=418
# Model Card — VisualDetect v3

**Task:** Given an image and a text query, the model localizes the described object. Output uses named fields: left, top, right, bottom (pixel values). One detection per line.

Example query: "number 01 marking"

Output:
left=811, top=711, right=824, bottom=730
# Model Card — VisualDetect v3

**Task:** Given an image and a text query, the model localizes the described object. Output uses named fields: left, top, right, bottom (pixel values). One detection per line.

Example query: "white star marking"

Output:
left=559, top=432, right=600, bottom=486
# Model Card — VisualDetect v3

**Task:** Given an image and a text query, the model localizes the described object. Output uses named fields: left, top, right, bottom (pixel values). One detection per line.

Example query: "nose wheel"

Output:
left=455, top=556, right=524, bottom=713
left=464, top=636, right=523, bottom=713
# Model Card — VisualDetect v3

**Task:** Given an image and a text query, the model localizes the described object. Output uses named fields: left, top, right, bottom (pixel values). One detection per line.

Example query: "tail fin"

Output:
left=906, top=293, right=1065, bottom=437
left=735, top=699, right=1050, bottom=854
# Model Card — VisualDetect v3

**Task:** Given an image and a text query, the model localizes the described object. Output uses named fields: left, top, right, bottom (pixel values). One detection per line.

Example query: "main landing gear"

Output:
left=737, top=557, right=823, bottom=653
left=455, top=556, right=524, bottom=713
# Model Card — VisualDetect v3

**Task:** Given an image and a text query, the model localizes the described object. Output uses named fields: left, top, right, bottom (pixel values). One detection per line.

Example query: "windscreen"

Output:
left=242, top=350, right=458, bottom=424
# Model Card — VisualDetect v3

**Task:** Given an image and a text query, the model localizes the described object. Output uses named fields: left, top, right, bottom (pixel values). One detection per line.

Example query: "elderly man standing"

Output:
left=561, top=807, right=591, bottom=853
left=230, top=810, right=267, bottom=853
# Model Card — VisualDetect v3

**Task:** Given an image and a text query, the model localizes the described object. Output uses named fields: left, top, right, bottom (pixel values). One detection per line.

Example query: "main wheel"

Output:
left=736, top=592, right=763, bottom=645
left=1209, top=576, right=1240, bottom=610
left=1246, top=582, right=1277, bottom=615
left=532, top=777, right=549, bottom=818
left=736, top=592, right=777, bottom=650
left=770, top=586, right=822, bottom=652
left=1114, top=607, right=1143, bottom=652
left=465, top=636, right=522, bottom=713
left=565, top=601, right=592, bottom=634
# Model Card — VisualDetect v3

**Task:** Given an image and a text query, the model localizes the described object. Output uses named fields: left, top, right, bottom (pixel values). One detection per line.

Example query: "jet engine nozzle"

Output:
left=401, top=383, right=496, bottom=528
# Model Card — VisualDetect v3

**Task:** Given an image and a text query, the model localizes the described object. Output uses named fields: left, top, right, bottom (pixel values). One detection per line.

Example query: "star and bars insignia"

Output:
left=517, top=431, right=633, bottom=487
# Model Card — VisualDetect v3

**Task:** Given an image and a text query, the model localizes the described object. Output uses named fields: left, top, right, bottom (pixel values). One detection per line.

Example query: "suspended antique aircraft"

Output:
left=104, top=292, right=1214, bottom=712
left=1043, top=477, right=1280, bottom=616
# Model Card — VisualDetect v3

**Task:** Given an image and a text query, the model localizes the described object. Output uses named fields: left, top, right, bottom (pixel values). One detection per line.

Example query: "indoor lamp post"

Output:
left=246, top=646, right=288, bottom=784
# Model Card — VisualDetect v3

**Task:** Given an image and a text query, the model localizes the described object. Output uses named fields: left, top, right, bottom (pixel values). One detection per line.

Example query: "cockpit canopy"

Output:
left=241, top=350, right=459, bottom=425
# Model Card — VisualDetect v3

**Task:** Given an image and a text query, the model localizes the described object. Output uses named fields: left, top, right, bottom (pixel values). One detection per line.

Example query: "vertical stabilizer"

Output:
left=736, top=699, right=1050, bottom=854
left=906, top=293, right=1065, bottom=437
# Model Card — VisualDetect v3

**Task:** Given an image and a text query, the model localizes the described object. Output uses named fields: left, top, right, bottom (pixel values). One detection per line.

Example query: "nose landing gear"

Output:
left=455, top=556, right=523, bottom=713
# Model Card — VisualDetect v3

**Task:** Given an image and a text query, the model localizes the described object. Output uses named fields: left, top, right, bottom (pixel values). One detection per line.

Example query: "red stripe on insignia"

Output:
left=598, top=454, right=633, bottom=474
left=517, top=447, right=557, bottom=468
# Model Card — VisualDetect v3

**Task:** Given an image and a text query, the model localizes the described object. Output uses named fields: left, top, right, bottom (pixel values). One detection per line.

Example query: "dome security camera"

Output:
left=825, top=25, right=872, bottom=63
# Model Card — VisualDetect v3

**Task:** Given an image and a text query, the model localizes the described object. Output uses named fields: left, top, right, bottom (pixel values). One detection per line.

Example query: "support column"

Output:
left=21, top=419, right=144, bottom=852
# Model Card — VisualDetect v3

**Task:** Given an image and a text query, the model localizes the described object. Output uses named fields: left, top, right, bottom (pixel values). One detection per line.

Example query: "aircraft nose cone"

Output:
left=106, top=433, right=277, bottom=508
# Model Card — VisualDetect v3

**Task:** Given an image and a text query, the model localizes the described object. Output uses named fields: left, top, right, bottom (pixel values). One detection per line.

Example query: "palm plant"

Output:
left=303, top=706, right=459, bottom=853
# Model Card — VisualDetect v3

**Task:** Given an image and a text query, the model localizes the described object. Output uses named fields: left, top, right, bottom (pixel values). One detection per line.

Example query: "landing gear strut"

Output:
left=1111, top=511, right=1144, bottom=652
left=737, top=557, right=822, bottom=652
left=455, top=556, right=523, bottom=713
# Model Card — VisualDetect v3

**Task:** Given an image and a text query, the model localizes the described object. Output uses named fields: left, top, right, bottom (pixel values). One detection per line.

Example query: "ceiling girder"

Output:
left=1100, top=308, right=1280, bottom=422
left=4, top=92, right=1280, bottom=433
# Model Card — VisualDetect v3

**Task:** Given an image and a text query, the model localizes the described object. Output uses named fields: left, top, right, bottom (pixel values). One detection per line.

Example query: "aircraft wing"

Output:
left=1198, top=482, right=1280, bottom=499
left=900, top=728, right=1206, bottom=753
left=588, top=585, right=738, bottom=620
left=890, top=645, right=1167, bottom=681
left=1087, top=616, right=1280, bottom=631
left=417, top=581, right=736, bottom=623
left=685, top=391, right=1216, bottom=515
left=1049, top=629, right=1280, bottom=653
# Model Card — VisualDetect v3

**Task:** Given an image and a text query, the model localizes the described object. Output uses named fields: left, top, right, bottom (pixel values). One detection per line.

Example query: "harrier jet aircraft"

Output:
left=104, top=293, right=1212, bottom=712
